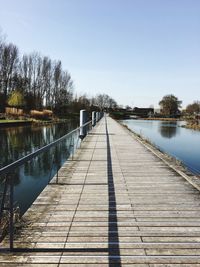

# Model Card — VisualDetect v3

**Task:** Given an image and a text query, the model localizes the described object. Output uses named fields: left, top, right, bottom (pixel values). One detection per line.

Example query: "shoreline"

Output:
left=182, top=123, right=200, bottom=131
left=0, top=120, right=32, bottom=127
left=140, top=117, right=182, bottom=121
left=0, top=118, right=75, bottom=127
left=122, top=117, right=200, bottom=132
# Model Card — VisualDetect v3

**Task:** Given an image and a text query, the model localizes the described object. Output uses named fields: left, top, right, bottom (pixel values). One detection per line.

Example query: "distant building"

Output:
left=132, top=107, right=154, bottom=118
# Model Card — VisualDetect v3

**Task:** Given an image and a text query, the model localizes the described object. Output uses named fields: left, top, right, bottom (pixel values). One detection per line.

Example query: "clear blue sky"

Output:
left=0, top=0, right=200, bottom=108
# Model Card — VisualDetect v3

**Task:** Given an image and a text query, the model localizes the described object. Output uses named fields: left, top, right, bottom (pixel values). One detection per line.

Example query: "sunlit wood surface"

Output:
left=1, top=116, right=200, bottom=266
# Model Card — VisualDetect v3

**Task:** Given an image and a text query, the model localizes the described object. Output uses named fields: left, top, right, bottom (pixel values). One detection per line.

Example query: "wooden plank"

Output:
left=1, top=116, right=200, bottom=265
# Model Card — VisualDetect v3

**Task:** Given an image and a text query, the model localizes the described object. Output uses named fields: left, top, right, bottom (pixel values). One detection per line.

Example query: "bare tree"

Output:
left=0, top=30, right=122, bottom=116
left=94, top=94, right=118, bottom=110
left=0, top=43, right=19, bottom=98
left=186, top=101, right=200, bottom=114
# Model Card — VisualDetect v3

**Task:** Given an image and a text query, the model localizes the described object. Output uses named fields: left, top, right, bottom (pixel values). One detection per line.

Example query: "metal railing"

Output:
left=0, top=115, right=103, bottom=252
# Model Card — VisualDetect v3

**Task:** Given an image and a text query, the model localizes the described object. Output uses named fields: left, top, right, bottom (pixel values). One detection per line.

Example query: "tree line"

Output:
left=0, top=32, right=117, bottom=115
left=159, top=94, right=200, bottom=117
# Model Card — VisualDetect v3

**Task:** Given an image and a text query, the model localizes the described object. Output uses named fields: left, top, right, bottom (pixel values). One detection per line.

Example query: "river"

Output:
left=0, top=120, right=79, bottom=214
left=2, top=119, right=200, bottom=215
left=122, top=119, right=200, bottom=175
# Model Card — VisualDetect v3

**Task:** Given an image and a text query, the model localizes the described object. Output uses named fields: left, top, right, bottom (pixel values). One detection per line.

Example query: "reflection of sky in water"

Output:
left=122, top=120, right=200, bottom=175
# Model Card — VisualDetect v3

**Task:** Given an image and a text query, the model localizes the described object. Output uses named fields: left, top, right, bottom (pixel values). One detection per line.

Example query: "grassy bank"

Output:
left=0, top=113, right=79, bottom=126
left=0, top=119, right=31, bottom=124
left=0, top=119, right=69, bottom=127
left=183, top=122, right=200, bottom=131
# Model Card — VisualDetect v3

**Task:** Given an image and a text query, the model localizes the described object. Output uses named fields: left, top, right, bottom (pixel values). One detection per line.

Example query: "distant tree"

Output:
left=8, top=90, right=25, bottom=107
left=159, top=94, right=182, bottom=117
left=94, top=94, right=118, bottom=111
left=0, top=43, right=19, bottom=97
left=94, top=94, right=107, bottom=110
left=186, top=101, right=200, bottom=114
left=0, top=29, right=122, bottom=116
left=108, top=97, right=117, bottom=109
left=125, top=105, right=132, bottom=110
left=24, top=91, right=35, bottom=110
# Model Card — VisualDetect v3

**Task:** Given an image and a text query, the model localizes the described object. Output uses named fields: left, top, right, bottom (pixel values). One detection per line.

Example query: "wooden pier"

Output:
left=1, top=116, right=200, bottom=266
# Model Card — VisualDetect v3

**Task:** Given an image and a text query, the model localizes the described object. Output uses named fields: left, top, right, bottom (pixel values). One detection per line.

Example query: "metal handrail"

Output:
left=0, top=110, right=104, bottom=252
left=0, top=119, right=94, bottom=251
left=0, top=120, right=92, bottom=177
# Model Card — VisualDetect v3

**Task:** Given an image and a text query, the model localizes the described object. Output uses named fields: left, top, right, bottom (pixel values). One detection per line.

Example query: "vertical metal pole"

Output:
left=95, top=112, right=99, bottom=123
left=9, top=176, right=14, bottom=251
left=71, top=136, right=74, bottom=160
left=92, top=111, right=96, bottom=127
left=56, top=166, right=59, bottom=184
left=79, top=110, right=87, bottom=139
left=0, top=179, right=8, bottom=216
left=55, top=145, right=59, bottom=184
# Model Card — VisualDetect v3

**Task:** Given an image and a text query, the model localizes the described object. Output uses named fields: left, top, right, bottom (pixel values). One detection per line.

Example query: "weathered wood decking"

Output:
left=1, top=116, right=200, bottom=266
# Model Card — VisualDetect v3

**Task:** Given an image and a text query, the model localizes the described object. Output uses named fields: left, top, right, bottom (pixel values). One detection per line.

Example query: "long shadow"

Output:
left=105, top=116, right=121, bottom=267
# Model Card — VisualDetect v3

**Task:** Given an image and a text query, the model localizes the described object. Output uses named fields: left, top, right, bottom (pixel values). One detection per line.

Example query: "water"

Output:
left=122, top=119, right=200, bottom=175
left=0, top=120, right=79, bottom=214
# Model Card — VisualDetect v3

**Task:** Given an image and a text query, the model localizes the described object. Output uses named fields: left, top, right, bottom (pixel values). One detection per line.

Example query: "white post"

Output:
left=79, top=110, right=87, bottom=139
left=92, top=111, right=96, bottom=127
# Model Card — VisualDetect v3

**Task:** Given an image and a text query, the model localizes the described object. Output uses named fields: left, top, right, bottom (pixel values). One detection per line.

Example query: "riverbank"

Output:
left=119, top=120, right=200, bottom=191
left=182, top=122, right=200, bottom=131
left=141, top=117, right=181, bottom=121
left=0, top=116, right=79, bottom=127
left=0, top=120, right=32, bottom=127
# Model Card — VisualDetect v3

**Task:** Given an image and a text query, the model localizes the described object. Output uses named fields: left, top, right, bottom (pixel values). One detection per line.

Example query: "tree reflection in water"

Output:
left=159, top=122, right=179, bottom=139
left=0, top=120, right=78, bottom=214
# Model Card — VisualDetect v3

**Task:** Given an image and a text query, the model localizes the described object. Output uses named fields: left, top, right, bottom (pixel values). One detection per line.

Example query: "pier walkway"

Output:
left=1, top=116, right=200, bottom=266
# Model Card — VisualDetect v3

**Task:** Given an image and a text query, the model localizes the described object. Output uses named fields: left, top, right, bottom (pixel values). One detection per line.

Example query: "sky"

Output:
left=0, top=0, right=200, bottom=108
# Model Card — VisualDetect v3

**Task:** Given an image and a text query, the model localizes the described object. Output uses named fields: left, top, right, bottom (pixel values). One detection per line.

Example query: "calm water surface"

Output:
left=2, top=119, right=200, bottom=215
left=0, top=121, right=79, bottom=214
left=122, top=119, right=200, bottom=175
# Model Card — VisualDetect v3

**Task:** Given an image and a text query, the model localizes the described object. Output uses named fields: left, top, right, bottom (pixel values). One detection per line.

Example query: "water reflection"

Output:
left=0, top=120, right=79, bottom=214
left=159, top=122, right=179, bottom=139
left=0, top=122, right=78, bottom=168
left=122, top=119, right=200, bottom=175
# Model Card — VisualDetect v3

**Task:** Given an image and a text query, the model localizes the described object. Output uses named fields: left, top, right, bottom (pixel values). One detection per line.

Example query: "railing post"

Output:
left=0, top=178, right=8, bottom=217
left=70, top=135, right=74, bottom=160
left=95, top=112, right=98, bottom=123
left=97, top=112, right=101, bottom=122
left=92, top=111, right=96, bottom=127
left=9, top=175, right=14, bottom=251
left=55, top=145, right=59, bottom=184
left=56, top=166, right=59, bottom=184
left=79, top=110, right=87, bottom=139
